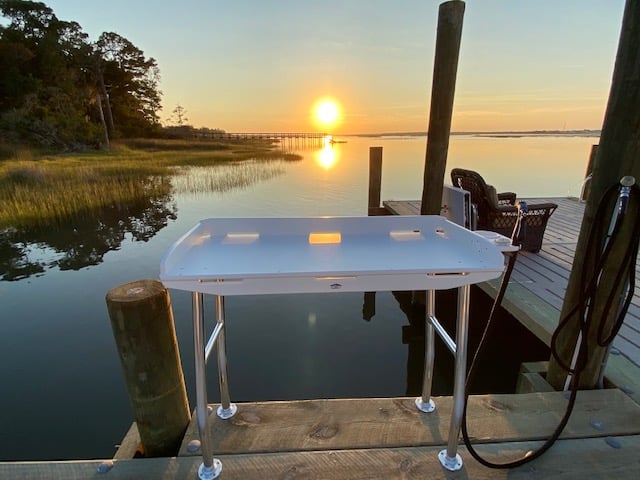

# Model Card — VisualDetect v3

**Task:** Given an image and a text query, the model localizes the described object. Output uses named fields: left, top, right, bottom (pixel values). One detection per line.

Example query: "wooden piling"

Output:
left=106, top=279, right=191, bottom=457
left=368, top=146, right=387, bottom=216
left=420, top=0, right=465, bottom=215
left=547, top=0, right=640, bottom=390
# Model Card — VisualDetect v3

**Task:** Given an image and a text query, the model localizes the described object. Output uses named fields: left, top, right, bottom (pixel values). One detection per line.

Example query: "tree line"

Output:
left=0, top=0, right=162, bottom=149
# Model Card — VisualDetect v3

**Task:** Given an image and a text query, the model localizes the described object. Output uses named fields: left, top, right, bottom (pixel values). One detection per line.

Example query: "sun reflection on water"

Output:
left=315, top=136, right=338, bottom=169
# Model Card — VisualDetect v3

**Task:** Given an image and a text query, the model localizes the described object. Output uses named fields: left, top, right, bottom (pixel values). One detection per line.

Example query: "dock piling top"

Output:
left=106, top=279, right=191, bottom=457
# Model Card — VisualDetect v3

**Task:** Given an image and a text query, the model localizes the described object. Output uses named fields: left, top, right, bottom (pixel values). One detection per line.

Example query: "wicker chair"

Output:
left=450, top=168, right=557, bottom=253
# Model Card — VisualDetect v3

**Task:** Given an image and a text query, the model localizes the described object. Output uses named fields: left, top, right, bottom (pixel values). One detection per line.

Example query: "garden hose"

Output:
left=461, top=178, right=640, bottom=469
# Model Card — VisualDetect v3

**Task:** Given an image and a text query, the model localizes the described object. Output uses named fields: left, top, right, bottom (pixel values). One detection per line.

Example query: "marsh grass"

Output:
left=0, top=139, right=300, bottom=228
left=171, top=160, right=287, bottom=196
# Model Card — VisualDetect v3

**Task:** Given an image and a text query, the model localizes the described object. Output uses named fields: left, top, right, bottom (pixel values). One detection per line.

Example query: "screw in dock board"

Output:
left=96, top=460, right=114, bottom=473
left=187, top=439, right=201, bottom=453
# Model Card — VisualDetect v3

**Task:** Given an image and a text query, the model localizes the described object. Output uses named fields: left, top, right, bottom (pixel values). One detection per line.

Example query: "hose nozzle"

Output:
left=617, top=176, right=635, bottom=218
left=620, top=176, right=635, bottom=188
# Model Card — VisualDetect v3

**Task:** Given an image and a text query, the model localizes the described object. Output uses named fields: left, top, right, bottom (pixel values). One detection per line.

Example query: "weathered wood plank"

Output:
left=515, top=372, right=556, bottom=393
left=384, top=200, right=420, bottom=216
left=478, top=280, right=558, bottom=345
left=3, top=436, right=640, bottom=479
left=113, top=423, right=142, bottom=460
left=177, top=390, right=640, bottom=456
left=605, top=353, right=640, bottom=402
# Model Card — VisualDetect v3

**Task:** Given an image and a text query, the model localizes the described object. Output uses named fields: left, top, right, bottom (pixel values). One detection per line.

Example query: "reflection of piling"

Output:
left=278, top=135, right=326, bottom=151
left=362, top=291, right=376, bottom=321
left=106, top=279, right=190, bottom=457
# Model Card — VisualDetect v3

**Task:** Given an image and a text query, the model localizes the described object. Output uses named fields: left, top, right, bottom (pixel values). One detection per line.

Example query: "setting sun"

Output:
left=313, top=98, right=341, bottom=129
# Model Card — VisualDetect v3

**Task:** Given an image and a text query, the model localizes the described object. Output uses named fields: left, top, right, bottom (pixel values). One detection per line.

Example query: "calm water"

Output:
left=0, top=134, right=596, bottom=461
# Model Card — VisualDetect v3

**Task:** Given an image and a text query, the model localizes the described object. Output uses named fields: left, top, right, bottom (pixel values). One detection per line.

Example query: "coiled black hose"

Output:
left=461, top=180, right=640, bottom=469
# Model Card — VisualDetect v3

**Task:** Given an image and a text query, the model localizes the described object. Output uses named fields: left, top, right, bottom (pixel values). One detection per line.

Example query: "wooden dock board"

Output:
left=3, top=437, right=640, bottom=479
left=177, top=390, right=640, bottom=455
left=3, top=390, right=640, bottom=479
left=384, top=197, right=640, bottom=402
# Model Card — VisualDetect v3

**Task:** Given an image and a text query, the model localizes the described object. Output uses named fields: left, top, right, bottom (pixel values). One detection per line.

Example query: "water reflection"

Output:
left=0, top=159, right=299, bottom=281
left=0, top=191, right=177, bottom=281
left=0, top=135, right=579, bottom=461
left=315, top=137, right=338, bottom=169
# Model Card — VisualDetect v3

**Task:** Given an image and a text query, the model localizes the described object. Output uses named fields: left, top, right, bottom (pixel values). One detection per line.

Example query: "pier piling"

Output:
left=420, top=0, right=465, bottom=215
left=547, top=0, right=640, bottom=390
left=106, top=279, right=190, bottom=457
left=368, top=146, right=386, bottom=216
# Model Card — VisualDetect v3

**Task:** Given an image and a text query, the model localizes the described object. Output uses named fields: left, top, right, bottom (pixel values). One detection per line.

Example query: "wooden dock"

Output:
left=2, top=390, right=640, bottom=479
left=385, top=197, right=640, bottom=403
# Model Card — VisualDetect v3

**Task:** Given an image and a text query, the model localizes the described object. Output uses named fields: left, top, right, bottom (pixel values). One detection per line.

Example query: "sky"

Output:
left=42, top=0, right=627, bottom=134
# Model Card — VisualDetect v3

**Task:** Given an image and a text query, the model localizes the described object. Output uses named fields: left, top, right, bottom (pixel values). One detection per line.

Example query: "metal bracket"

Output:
left=438, top=450, right=463, bottom=471
left=198, top=459, right=223, bottom=480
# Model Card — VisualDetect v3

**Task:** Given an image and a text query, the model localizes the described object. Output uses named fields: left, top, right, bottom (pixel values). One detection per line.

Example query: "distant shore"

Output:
left=350, top=129, right=601, bottom=138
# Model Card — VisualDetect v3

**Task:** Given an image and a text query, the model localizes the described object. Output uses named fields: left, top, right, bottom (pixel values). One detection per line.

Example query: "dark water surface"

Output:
left=0, top=135, right=592, bottom=460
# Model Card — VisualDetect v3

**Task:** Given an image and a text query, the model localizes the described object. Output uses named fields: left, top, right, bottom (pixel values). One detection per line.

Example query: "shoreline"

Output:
left=347, top=129, right=601, bottom=138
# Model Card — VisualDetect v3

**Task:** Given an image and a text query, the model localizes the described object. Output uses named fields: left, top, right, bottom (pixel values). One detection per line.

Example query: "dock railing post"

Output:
left=106, top=279, right=191, bottom=457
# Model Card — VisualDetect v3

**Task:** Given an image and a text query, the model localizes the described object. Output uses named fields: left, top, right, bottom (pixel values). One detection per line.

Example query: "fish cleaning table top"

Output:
left=160, top=215, right=510, bottom=479
left=160, top=215, right=507, bottom=295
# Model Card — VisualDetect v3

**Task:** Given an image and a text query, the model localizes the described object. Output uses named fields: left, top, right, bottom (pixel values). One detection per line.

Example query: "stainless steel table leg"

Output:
left=215, top=295, right=237, bottom=419
left=416, top=290, right=436, bottom=413
left=193, top=292, right=222, bottom=480
left=439, top=284, right=470, bottom=471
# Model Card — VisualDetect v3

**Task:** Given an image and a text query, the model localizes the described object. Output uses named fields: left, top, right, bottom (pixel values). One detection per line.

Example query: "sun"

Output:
left=313, top=98, right=341, bottom=129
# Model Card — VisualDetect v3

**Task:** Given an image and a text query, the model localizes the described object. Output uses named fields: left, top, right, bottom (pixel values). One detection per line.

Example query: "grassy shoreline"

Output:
left=0, top=139, right=300, bottom=228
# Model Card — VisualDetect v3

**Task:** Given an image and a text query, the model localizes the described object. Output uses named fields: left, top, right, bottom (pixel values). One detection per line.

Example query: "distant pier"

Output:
left=199, top=131, right=329, bottom=149
left=201, top=131, right=327, bottom=141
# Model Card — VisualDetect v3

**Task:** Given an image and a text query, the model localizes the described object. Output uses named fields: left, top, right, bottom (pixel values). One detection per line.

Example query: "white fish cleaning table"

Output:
left=160, top=215, right=509, bottom=478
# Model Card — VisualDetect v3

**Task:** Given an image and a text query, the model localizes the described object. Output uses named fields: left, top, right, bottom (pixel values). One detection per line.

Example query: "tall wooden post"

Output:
left=368, top=146, right=384, bottom=216
left=106, top=279, right=191, bottom=456
left=420, top=1, right=465, bottom=215
left=547, top=0, right=640, bottom=390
